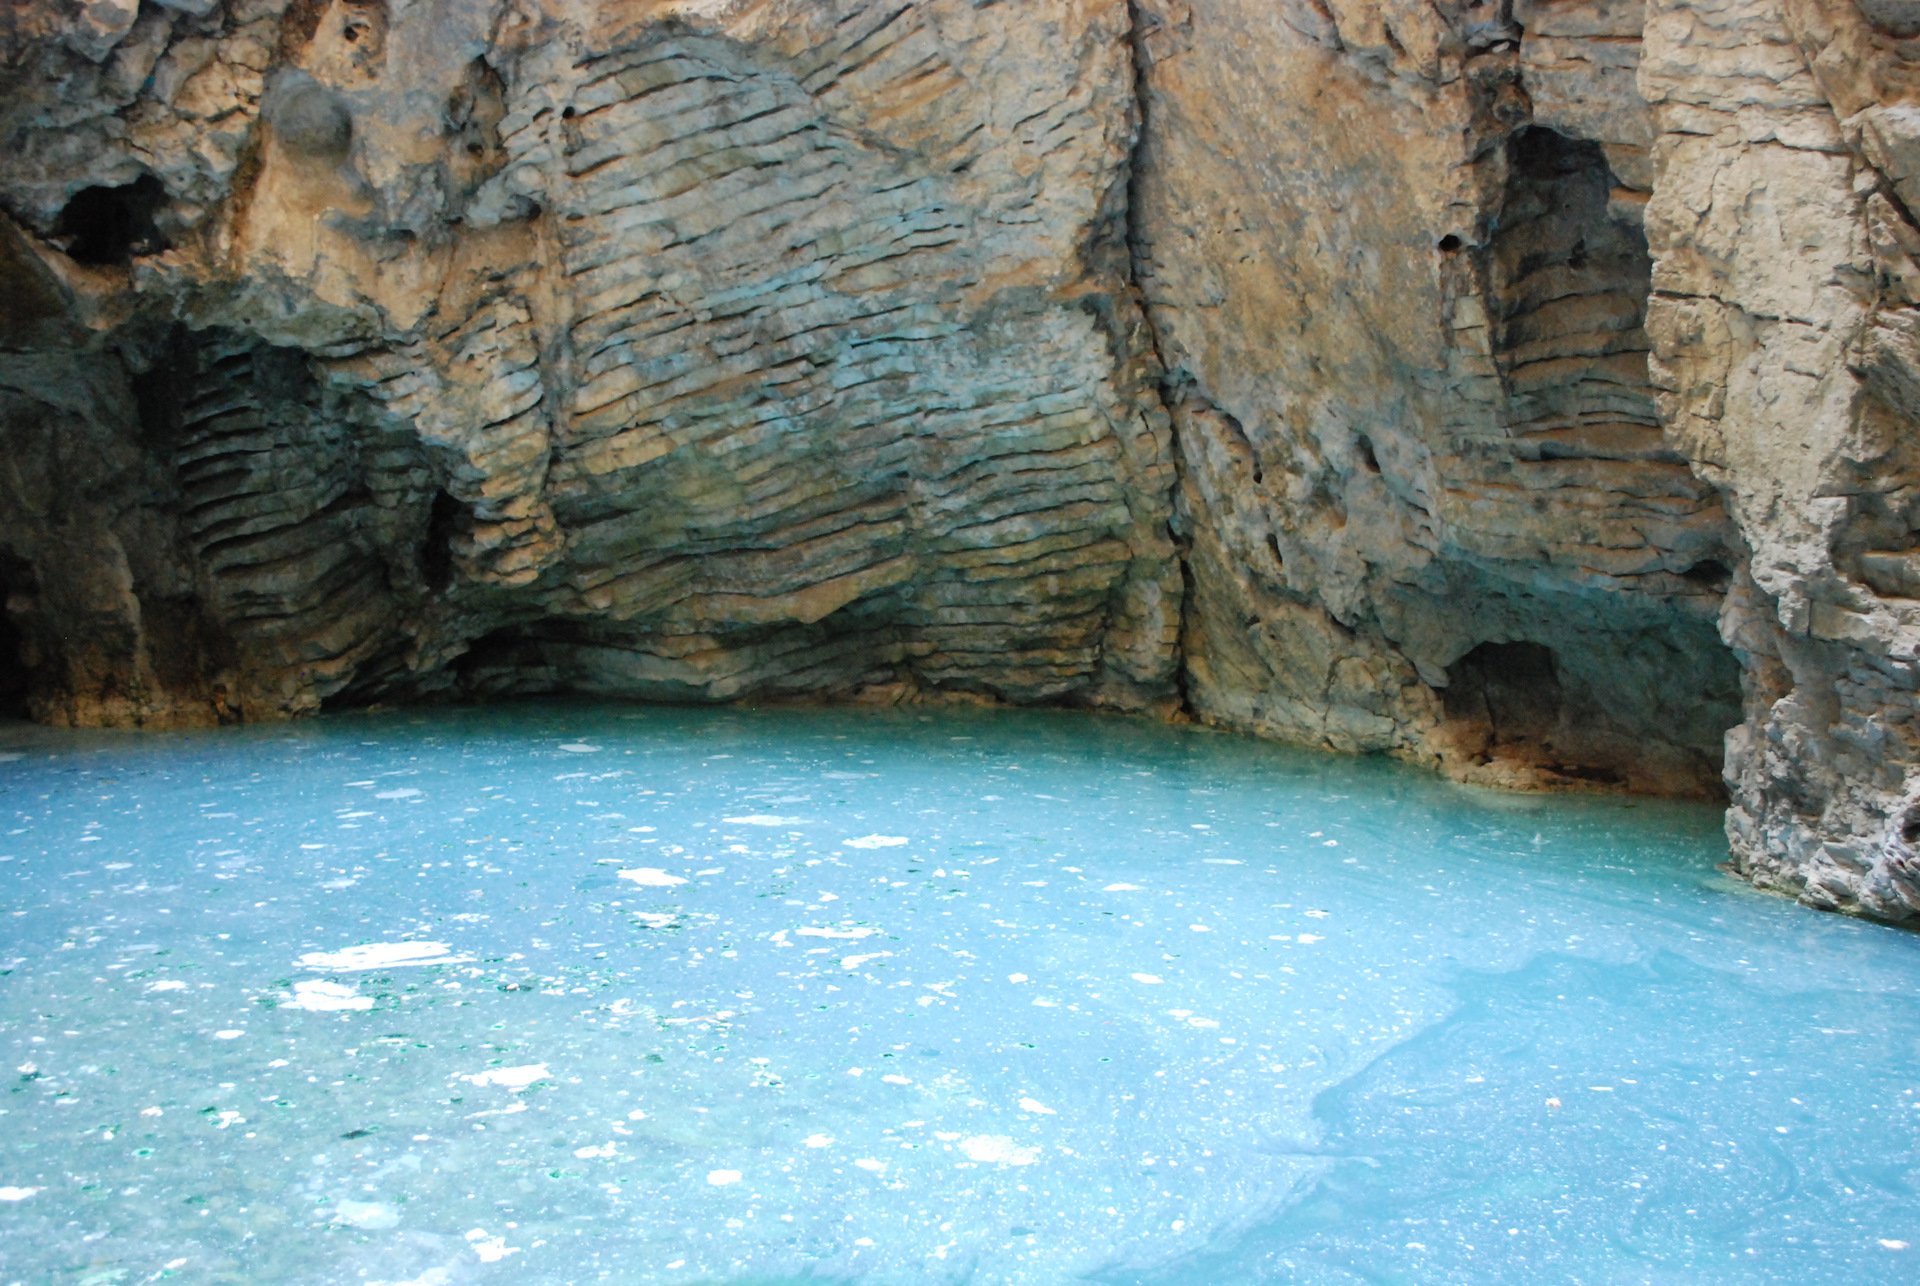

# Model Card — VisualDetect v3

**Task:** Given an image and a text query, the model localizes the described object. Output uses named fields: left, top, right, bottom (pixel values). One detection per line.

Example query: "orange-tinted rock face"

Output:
left=1, top=0, right=1915, bottom=918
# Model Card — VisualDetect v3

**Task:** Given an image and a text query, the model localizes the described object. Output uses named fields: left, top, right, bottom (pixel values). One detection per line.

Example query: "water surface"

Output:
left=1, top=703, right=1916, bottom=1283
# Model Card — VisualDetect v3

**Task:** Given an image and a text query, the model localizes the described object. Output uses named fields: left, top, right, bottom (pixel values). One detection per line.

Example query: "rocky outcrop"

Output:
left=1642, top=0, right=1920, bottom=917
left=1, top=0, right=1917, bottom=920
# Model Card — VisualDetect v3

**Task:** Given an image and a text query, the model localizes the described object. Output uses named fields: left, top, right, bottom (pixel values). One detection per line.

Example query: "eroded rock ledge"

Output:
left=1, top=0, right=1916, bottom=921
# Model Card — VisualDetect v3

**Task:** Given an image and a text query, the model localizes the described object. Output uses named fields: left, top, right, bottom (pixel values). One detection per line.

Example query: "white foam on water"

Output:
left=468, top=1228, right=520, bottom=1262
left=796, top=926, right=875, bottom=939
left=959, top=1135, right=1040, bottom=1166
left=560, top=744, right=599, bottom=754
left=0, top=1186, right=42, bottom=1201
left=282, top=979, right=373, bottom=1012
left=1019, top=1097, right=1056, bottom=1115
left=725, top=815, right=807, bottom=826
left=844, top=835, right=907, bottom=848
left=707, top=1169, right=742, bottom=1186
left=1131, top=973, right=1163, bottom=985
left=461, top=1063, right=549, bottom=1090
left=297, top=942, right=466, bottom=971
left=374, top=788, right=422, bottom=800
left=1104, top=883, right=1143, bottom=892
left=617, top=868, right=687, bottom=887
left=330, top=1199, right=399, bottom=1230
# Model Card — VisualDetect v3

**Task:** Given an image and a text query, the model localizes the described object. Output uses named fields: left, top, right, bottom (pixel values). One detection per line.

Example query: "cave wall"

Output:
left=0, top=0, right=1180, bottom=724
left=1131, top=0, right=1739, bottom=797
left=0, top=0, right=1916, bottom=919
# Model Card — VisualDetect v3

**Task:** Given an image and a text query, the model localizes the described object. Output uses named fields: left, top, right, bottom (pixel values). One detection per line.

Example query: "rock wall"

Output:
left=1643, top=0, right=1920, bottom=917
left=0, top=0, right=1915, bottom=920
left=0, top=0, right=1180, bottom=724
left=1130, top=0, right=1739, bottom=801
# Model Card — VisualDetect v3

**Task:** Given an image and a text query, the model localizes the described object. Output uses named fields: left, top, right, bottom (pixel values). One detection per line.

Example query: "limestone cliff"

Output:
left=0, top=0, right=1915, bottom=922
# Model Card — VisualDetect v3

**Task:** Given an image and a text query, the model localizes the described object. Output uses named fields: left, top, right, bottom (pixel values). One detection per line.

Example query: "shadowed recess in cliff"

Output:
left=1435, top=625, right=1741, bottom=799
left=51, top=174, right=169, bottom=265
left=0, top=552, right=33, bottom=719
left=1442, top=641, right=1574, bottom=773
left=164, top=329, right=434, bottom=712
left=1491, top=126, right=1660, bottom=465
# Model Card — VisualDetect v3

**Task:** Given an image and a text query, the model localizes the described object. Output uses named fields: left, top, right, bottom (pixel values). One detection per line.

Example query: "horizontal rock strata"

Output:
left=0, top=0, right=1180, bottom=725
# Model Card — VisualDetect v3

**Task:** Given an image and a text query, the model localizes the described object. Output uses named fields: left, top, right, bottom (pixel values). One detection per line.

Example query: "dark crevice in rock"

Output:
left=1679, top=558, right=1732, bottom=592
left=1437, top=626, right=1741, bottom=799
left=1443, top=640, right=1568, bottom=764
left=0, top=552, right=35, bottom=721
left=419, top=489, right=463, bottom=594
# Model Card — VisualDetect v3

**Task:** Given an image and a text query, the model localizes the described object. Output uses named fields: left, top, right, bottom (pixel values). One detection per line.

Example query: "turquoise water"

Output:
left=0, top=702, right=1915, bottom=1284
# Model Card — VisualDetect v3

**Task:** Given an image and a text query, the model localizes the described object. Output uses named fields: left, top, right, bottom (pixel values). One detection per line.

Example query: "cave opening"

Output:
left=1439, top=628, right=1741, bottom=797
left=52, top=174, right=169, bottom=266
left=1442, top=640, right=1568, bottom=766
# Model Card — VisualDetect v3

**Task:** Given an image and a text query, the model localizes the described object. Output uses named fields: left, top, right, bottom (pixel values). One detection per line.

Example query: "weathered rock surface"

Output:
left=1130, top=0, right=1739, bottom=798
left=0, top=0, right=1179, bottom=724
left=1641, top=0, right=1920, bottom=917
left=1, top=0, right=1916, bottom=920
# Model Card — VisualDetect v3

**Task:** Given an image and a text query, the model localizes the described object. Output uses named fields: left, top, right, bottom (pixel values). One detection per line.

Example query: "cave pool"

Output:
left=1, top=702, right=1917, bottom=1284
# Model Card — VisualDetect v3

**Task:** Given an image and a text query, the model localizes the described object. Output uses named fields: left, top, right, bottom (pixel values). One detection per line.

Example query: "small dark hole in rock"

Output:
left=1266, top=532, right=1285, bottom=571
left=1437, top=234, right=1463, bottom=253
left=343, top=25, right=359, bottom=42
left=54, top=175, right=168, bottom=266
left=1901, top=806, right=1920, bottom=846
left=1680, top=559, right=1731, bottom=590
left=561, top=106, right=576, bottom=120
left=1356, top=435, right=1381, bottom=475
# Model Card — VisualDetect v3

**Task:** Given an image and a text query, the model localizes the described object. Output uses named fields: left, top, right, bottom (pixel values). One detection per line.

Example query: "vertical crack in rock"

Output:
left=1123, top=0, right=1198, bottom=721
